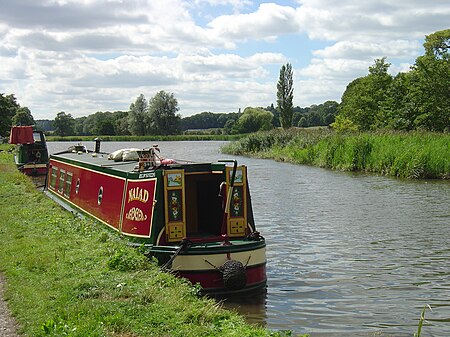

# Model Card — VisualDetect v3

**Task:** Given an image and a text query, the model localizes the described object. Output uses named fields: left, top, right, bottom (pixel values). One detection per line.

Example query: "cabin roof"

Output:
left=51, top=151, right=225, bottom=176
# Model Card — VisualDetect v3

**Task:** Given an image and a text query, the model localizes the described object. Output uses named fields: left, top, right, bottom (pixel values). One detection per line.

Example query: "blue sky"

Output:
left=0, top=0, right=448, bottom=119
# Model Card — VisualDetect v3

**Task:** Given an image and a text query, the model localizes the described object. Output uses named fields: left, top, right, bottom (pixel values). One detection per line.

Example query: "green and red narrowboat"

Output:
left=9, top=126, right=49, bottom=176
left=45, top=141, right=266, bottom=294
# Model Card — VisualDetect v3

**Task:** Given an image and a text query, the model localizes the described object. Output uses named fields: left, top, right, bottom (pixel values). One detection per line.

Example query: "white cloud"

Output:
left=193, top=0, right=252, bottom=12
left=291, top=0, right=450, bottom=106
left=313, top=40, right=421, bottom=60
left=0, top=0, right=449, bottom=118
left=296, top=0, right=450, bottom=41
left=208, top=3, right=301, bottom=41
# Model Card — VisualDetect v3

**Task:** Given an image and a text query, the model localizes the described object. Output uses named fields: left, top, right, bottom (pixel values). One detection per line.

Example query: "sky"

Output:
left=0, top=0, right=449, bottom=120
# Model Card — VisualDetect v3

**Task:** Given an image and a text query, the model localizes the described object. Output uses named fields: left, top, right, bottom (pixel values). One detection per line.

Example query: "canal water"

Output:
left=48, top=141, right=450, bottom=337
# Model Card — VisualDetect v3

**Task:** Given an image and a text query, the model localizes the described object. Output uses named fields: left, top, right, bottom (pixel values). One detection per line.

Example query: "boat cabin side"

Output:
left=46, top=154, right=256, bottom=246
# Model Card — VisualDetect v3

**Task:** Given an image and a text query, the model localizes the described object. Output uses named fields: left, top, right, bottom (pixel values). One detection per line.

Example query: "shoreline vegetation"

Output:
left=0, top=147, right=294, bottom=337
left=221, top=129, right=449, bottom=180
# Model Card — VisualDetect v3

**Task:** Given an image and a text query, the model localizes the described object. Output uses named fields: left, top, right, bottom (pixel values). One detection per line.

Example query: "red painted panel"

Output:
left=50, top=160, right=125, bottom=230
left=178, top=264, right=266, bottom=290
left=122, top=179, right=156, bottom=237
left=9, top=126, right=34, bottom=144
left=22, top=166, right=47, bottom=175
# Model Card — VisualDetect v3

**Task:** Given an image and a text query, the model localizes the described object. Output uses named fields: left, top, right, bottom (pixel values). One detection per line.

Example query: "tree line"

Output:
left=1, top=29, right=447, bottom=138
left=334, top=29, right=449, bottom=132
left=32, top=100, right=338, bottom=137
left=0, top=94, right=36, bottom=137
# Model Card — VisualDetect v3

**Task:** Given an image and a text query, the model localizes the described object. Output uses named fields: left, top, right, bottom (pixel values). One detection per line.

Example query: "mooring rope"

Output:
left=161, top=238, right=192, bottom=271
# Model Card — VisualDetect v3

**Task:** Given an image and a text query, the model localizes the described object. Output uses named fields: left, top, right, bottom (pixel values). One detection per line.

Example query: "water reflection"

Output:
left=215, top=290, right=268, bottom=328
left=48, top=141, right=450, bottom=336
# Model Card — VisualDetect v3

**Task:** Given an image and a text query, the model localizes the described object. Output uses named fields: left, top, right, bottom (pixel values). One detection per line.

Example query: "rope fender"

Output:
left=204, top=255, right=251, bottom=290
left=220, top=259, right=247, bottom=290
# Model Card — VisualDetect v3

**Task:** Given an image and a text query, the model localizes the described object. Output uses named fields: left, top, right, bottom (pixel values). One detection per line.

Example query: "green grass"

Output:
left=221, top=129, right=450, bottom=179
left=0, top=148, right=296, bottom=337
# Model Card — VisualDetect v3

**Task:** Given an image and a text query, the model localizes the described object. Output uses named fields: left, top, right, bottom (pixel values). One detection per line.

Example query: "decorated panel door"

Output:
left=226, top=166, right=247, bottom=237
left=121, top=178, right=157, bottom=237
left=164, top=170, right=186, bottom=242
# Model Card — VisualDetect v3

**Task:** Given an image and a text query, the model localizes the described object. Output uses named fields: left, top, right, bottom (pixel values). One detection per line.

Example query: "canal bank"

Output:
left=221, top=129, right=450, bottom=179
left=0, top=147, right=287, bottom=337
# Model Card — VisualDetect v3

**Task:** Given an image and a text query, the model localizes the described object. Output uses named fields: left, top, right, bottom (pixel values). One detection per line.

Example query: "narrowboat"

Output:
left=9, top=126, right=49, bottom=176
left=45, top=141, right=267, bottom=294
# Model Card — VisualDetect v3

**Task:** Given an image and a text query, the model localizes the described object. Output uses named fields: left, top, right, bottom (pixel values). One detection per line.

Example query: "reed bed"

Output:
left=222, top=129, right=449, bottom=179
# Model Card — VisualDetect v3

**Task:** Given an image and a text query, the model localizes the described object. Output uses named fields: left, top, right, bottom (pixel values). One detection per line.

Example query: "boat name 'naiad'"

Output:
left=128, top=187, right=149, bottom=203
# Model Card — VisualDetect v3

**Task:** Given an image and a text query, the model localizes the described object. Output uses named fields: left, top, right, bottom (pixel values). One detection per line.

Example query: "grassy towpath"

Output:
left=0, top=273, right=19, bottom=337
left=0, top=145, right=294, bottom=337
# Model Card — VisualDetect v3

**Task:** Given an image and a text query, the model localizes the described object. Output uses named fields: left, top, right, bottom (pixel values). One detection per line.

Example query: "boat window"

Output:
left=50, top=167, right=58, bottom=189
left=75, top=178, right=80, bottom=194
left=58, top=169, right=66, bottom=193
left=64, top=172, right=73, bottom=198
left=98, top=186, right=103, bottom=205
left=32, top=132, right=42, bottom=143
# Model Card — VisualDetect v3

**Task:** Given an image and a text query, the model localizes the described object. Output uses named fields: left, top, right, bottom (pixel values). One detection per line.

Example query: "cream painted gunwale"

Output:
left=171, top=247, right=266, bottom=271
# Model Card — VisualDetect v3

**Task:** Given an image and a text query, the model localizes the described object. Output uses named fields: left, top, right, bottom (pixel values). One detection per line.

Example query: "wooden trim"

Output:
left=225, top=166, right=247, bottom=237
left=164, top=169, right=186, bottom=242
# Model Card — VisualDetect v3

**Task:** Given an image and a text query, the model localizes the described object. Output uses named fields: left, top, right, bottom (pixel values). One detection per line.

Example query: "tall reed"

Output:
left=222, top=129, right=449, bottom=179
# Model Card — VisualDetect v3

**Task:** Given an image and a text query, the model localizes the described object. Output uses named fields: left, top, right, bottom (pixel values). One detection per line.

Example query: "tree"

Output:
left=339, top=58, right=393, bottom=130
left=337, top=30, right=449, bottom=132
left=53, top=111, right=75, bottom=136
left=407, top=29, right=450, bottom=131
left=308, top=101, right=339, bottom=126
left=180, top=111, right=241, bottom=131
left=148, top=91, right=181, bottom=135
left=112, top=111, right=130, bottom=136
left=12, top=107, right=35, bottom=126
left=0, top=93, right=20, bottom=136
left=377, top=72, right=414, bottom=130
left=83, top=111, right=115, bottom=136
left=298, top=116, right=308, bottom=128
left=128, top=94, right=149, bottom=136
left=73, top=117, right=87, bottom=135
left=330, top=114, right=358, bottom=132
left=223, top=119, right=236, bottom=135
left=181, top=112, right=218, bottom=130
left=35, top=119, right=54, bottom=132
left=276, top=63, right=294, bottom=128
left=232, top=107, right=273, bottom=134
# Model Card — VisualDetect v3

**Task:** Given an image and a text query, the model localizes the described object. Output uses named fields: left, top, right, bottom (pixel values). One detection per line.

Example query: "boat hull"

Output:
left=150, top=241, right=267, bottom=294
left=45, top=147, right=267, bottom=295
left=17, top=162, right=48, bottom=176
left=178, top=264, right=267, bottom=295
